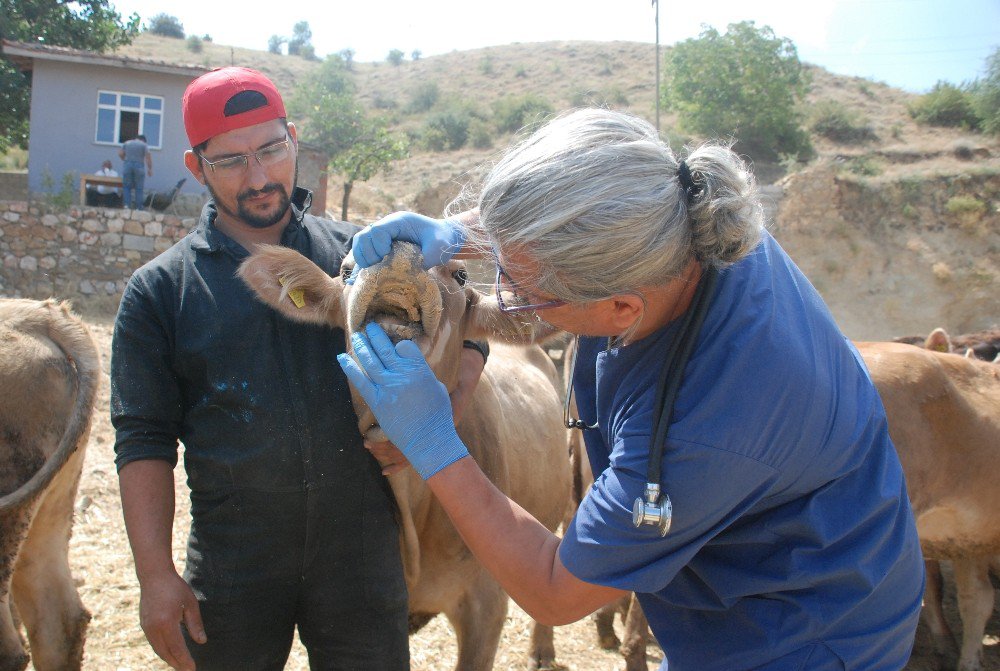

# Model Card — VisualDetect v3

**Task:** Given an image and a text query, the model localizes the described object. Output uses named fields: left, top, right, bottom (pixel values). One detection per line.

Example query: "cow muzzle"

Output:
left=346, top=242, right=444, bottom=442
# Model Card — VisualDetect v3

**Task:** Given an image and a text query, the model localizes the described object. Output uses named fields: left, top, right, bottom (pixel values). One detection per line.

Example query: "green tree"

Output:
left=663, top=21, right=812, bottom=161
left=339, top=48, right=355, bottom=71
left=0, top=0, right=140, bottom=151
left=267, top=34, right=284, bottom=54
left=287, top=20, right=312, bottom=57
left=971, top=48, right=1000, bottom=135
left=290, top=55, right=408, bottom=220
left=387, top=49, right=405, bottom=66
left=147, top=13, right=184, bottom=38
left=331, top=121, right=408, bottom=221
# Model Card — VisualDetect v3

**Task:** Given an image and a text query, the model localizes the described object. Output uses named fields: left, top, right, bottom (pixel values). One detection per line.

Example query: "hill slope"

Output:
left=116, top=34, right=999, bottom=339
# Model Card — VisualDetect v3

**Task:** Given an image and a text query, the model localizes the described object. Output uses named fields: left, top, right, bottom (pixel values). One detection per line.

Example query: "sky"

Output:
left=109, top=0, right=999, bottom=93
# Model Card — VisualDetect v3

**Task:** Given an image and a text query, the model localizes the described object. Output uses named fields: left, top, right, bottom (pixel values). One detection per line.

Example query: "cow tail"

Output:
left=0, top=300, right=101, bottom=510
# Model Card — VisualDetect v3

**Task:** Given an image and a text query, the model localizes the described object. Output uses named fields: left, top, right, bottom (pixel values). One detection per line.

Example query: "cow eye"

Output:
left=452, top=268, right=468, bottom=286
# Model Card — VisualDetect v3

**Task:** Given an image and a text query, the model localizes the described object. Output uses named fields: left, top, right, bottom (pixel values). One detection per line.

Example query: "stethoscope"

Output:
left=564, top=266, right=719, bottom=537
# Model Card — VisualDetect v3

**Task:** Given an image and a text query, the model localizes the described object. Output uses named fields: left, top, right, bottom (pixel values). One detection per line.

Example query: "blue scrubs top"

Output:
left=559, top=232, right=923, bottom=671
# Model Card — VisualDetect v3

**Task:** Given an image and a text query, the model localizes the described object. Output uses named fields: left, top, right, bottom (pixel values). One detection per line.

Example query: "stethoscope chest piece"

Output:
left=633, top=483, right=672, bottom=537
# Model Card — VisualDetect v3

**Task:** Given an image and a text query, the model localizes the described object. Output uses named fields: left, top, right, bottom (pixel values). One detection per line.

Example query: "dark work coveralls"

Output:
left=111, top=188, right=409, bottom=670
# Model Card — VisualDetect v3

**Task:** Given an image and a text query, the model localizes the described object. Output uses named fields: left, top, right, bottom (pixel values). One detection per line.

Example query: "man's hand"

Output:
left=138, top=571, right=206, bottom=671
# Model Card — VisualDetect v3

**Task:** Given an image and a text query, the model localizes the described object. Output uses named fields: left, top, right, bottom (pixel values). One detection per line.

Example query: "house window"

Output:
left=95, top=90, right=163, bottom=149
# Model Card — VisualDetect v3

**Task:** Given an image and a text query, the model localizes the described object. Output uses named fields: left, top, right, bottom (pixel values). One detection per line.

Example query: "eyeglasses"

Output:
left=196, top=137, right=292, bottom=177
left=494, top=261, right=567, bottom=313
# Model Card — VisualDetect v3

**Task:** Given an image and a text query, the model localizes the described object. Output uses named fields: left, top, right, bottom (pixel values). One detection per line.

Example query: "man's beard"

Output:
left=207, top=166, right=298, bottom=229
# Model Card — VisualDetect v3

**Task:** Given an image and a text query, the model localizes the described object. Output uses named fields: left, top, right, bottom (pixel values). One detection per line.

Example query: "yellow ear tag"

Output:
left=278, top=276, right=306, bottom=308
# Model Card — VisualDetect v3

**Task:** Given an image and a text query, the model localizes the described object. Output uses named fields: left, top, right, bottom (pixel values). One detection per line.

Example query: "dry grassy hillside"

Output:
left=116, top=32, right=1000, bottom=340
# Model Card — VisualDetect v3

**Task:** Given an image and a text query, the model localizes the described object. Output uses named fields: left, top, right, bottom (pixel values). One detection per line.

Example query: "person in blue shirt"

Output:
left=339, top=108, right=925, bottom=670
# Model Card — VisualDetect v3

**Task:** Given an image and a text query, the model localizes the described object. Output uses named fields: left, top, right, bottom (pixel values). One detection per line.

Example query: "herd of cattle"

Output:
left=1, top=243, right=998, bottom=671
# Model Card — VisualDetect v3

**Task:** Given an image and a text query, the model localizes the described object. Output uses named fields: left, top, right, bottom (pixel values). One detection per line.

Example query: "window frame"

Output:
left=94, top=89, right=164, bottom=149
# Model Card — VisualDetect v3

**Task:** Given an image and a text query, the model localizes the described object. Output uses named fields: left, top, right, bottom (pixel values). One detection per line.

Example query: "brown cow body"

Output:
left=859, top=341, right=1000, bottom=671
left=0, top=299, right=100, bottom=671
left=239, top=242, right=571, bottom=670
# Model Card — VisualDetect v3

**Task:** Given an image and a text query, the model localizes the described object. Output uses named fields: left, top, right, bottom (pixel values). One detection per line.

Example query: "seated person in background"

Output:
left=87, top=159, right=121, bottom=207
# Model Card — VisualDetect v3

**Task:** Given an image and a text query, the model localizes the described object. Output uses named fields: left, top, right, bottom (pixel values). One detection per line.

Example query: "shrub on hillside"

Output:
left=148, top=13, right=184, bottom=39
left=908, top=82, right=981, bottom=129
left=492, top=94, right=554, bottom=134
left=808, top=100, right=876, bottom=144
left=186, top=35, right=203, bottom=53
left=971, top=47, right=1000, bottom=135
left=469, top=119, right=493, bottom=149
left=422, top=110, right=471, bottom=151
left=407, top=82, right=440, bottom=114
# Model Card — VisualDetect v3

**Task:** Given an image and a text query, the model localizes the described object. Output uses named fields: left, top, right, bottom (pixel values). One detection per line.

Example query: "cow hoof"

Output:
left=0, top=651, right=30, bottom=671
left=598, top=632, right=621, bottom=650
left=527, top=657, right=563, bottom=671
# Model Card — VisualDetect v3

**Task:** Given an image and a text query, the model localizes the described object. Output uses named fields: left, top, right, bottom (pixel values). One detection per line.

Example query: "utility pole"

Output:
left=653, top=0, right=661, bottom=133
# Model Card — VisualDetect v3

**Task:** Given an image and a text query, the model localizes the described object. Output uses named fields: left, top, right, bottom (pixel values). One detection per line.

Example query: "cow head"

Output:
left=238, top=242, right=557, bottom=441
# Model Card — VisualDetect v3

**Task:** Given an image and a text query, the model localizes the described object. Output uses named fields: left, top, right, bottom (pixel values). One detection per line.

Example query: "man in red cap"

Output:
left=111, top=66, right=486, bottom=670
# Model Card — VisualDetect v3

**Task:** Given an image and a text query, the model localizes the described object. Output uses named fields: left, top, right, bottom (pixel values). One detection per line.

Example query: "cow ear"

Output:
left=462, top=287, right=561, bottom=344
left=238, top=245, right=345, bottom=328
left=924, top=327, right=952, bottom=353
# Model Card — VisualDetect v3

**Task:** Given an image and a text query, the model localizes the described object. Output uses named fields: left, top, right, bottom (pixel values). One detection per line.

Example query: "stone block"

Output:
left=123, top=234, right=155, bottom=252
left=60, top=226, right=77, bottom=242
left=144, top=221, right=162, bottom=236
left=82, top=218, right=102, bottom=232
left=107, top=218, right=125, bottom=233
left=39, top=256, right=57, bottom=270
left=134, top=210, right=153, bottom=223
left=79, top=279, right=95, bottom=294
left=123, top=221, right=144, bottom=235
left=9, top=202, right=28, bottom=213
left=101, top=232, right=123, bottom=246
left=3, top=254, right=17, bottom=269
left=19, top=256, right=37, bottom=271
left=41, top=213, right=60, bottom=226
left=80, top=231, right=99, bottom=246
left=3, top=211, right=19, bottom=222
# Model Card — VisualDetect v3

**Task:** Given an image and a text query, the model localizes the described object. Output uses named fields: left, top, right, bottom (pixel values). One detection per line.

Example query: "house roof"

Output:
left=1, top=39, right=208, bottom=78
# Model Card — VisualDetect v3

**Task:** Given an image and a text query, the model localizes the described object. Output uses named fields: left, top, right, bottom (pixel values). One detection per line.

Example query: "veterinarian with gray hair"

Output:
left=342, top=108, right=925, bottom=670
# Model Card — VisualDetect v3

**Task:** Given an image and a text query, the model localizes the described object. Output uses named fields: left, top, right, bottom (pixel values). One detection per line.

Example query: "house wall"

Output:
left=26, top=59, right=332, bottom=212
left=28, top=59, right=202, bottom=200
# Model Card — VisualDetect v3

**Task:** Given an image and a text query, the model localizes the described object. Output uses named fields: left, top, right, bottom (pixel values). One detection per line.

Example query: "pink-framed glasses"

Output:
left=494, top=261, right=567, bottom=314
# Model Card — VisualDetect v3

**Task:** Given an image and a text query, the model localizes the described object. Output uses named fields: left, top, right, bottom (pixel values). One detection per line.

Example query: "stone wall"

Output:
left=0, top=200, right=195, bottom=299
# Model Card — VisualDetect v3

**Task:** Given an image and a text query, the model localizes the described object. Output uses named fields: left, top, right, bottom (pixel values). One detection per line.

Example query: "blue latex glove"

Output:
left=350, top=212, right=465, bottom=278
left=337, top=323, right=469, bottom=479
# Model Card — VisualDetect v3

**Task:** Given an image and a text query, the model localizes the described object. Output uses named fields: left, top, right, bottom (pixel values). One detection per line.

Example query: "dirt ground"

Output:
left=56, top=310, right=1000, bottom=670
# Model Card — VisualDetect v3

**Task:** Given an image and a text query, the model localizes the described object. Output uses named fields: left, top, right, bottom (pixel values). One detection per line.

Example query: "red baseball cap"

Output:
left=182, top=67, right=287, bottom=147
